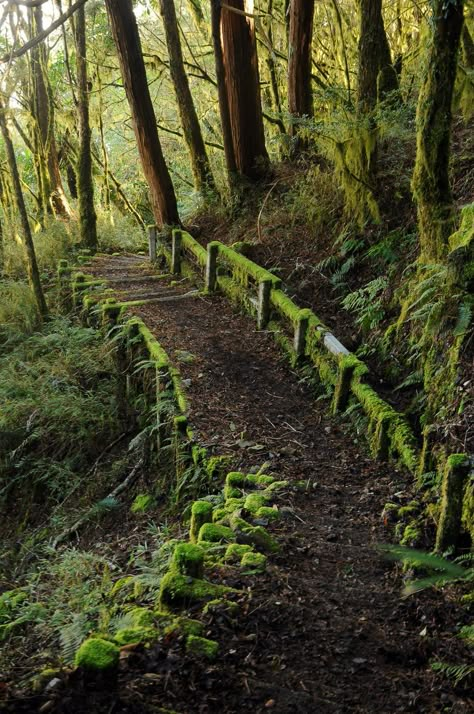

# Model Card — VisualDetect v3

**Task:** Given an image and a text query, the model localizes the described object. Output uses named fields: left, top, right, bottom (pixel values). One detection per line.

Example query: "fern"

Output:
left=59, top=613, right=90, bottom=663
left=431, top=661, right=474, bottom=686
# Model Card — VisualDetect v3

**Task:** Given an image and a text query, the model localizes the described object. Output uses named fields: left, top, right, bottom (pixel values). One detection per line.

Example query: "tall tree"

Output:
left=73, top=4, right=98, bottom=249
left=30, top=4, right=71, bottom=218
left=287, top=0, right=314, bottom=137
left=357, top=0, right=398, bottom=114
left=217, top=0, right=269, bottom=180
left=159, top=0, right=215, bottom=195
left=412, top=0, right=464, bottom=262
left=104, top=0, right=180, bottom=228
left=0, top=98, right=48, bottom=318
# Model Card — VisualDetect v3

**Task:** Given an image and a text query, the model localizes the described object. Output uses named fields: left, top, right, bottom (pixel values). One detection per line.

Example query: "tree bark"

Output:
left=219, top=0, right=269, bottom=179
left=30, top=4, right=71, bottom=218
left=159, top=0, right=215, bottom=194
left=73, top=4, right=98, bottom=249
left=357, top=0, right=398, bottom=113
left=0, top=99, right=48, bottom=319
left=287, top=0, right=314, bottom=136
left=210, top=0, right=237, bottom=185
left=105, top=0, right=180, bottom=228
left=412, top=0, right=464, bottom=262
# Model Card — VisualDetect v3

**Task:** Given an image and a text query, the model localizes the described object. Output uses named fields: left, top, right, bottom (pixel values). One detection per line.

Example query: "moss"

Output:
left=244, top=493, right=268, bottom=513
left=74, top=638, right=120, bottom=671
left=262, top=480, right=289, bottom=494
left=198, top=523, right=235, bottom=544
left=131, top=493, right=155, bottom=514
left=172, top=543, right=205, bottom=579
left=205, top=455, right=233, bottom=482
left=224, top=497, right=245, bottom=513
left=202, top=599, right=240, bottom=616
left=126, top=608, right=155, bottom=627
left=245, top=473, right=274, bottom=487
left=164, top=617, right=203, bottom=638
left=190, top=501, right=213, bottom=543
left=229, top=516, right=279, bottom=553
left=114, top=626, right=157, bottom=646
left=400, top=521, right=421, bottom=547
left=255, top=506, right=280, bottom=521
left=185, top=635, right=219, bottom=661
left=216, top=243, right=281, bottom=289
left=224, top=472, right=246, bottom=499
left=436, top=454, right=471, bottom=553
left=180, top=230, right=207, bottom=268
left=224, top=543, right=253, bottom=562
left=158, top=572, right=236, bottom=611
left=241, top=552, right=267, bottom=572
left=398, top=502, right=419, bottom=517
left=212, top=507, right=228, bottom=522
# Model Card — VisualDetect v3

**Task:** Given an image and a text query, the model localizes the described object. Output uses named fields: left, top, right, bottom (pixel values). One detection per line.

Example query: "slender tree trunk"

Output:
left=73, top=5, right=98, bottom=249
left=0, top=99, right=48, bottom=319
left=358, top=0, right=398, bottom=113
left=462, top=24, right=474, bottom=67
left=288, top=0, right=314, bottom=136
left=159, top=0, right=215, bottom=195
left=30, top=5, right=71, bottom=218
left=105, top=0, right=180, bottom=228
left=219, top=0, right=269, bottom=179
left=412, top=0, right=464, bottom=262
left=210, top=0, right=237, bottom=186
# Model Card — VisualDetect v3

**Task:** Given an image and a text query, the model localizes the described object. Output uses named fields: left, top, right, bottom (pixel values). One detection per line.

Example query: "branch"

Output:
left=0, top=0, right=88, bottom=63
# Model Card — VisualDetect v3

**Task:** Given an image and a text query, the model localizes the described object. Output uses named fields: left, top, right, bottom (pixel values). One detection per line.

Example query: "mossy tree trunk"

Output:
left=412, top=0, right=464, bottom=262
left=218, top=0, right=269, bottom=180
left=0, top=99, right=48, bottom=319
left=159, top=0, right=216, bottom=195
left=287, top=0, right=314, bottom=139
left=358, top=0, right=398, bottom=113
left=73, top=5, right=98, bottom=250
left=105, top=0, right=180, bottom=228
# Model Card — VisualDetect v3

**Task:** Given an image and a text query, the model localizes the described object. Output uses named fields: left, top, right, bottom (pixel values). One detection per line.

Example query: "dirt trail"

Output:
left=75, top=256, right=470, bottom=714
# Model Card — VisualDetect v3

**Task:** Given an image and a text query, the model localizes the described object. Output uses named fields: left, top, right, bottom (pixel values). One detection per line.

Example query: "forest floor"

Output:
left=13, top=254, right=470, bottom=714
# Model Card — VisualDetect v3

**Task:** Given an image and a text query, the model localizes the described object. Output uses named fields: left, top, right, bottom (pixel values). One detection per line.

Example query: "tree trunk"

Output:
left=159, top=0, right=215, bottom=195
left=73, top=5, right=98, bottom=250
left=0, top=99, right=48, bottom=319
left=210, top=0, right=237, bottom=186
left=462, top=24, right=474, bottom=67
left=287, top=0, right=314, bottom=136
left=357, top=0, right=398, bottom=113
left=30, top=5, right=71, bottom=218
left=219, top=0, right=269, bottom=179
left=412, top=0, right=464, bottom=262
left=105, top=0, right=180, bottom=228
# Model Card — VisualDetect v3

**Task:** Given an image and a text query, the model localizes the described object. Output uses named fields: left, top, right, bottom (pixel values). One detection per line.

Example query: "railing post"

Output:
left=171, top=229, right=183, bottom=274
left=205, top=241, right=219, bottom=292
left=257, top=278, right=272, bottom=329
left=148, top=224, right=158, bottom=262
left=294, top=309, right=310, bottom=359
left=332, top=359, right=356, bottom=414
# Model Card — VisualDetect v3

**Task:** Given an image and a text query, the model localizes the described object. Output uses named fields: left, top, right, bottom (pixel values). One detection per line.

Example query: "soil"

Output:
left=6, top=256, right=471, bottom=714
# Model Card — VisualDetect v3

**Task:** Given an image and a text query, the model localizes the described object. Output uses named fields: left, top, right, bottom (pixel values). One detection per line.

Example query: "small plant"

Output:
left=342, top=276, right=388, bottom=331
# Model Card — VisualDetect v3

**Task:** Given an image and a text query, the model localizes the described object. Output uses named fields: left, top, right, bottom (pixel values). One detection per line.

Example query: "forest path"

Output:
left=81, top=254, right=465, bottom=713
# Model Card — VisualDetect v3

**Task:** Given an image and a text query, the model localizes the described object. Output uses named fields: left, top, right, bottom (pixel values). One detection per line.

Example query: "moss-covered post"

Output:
left=435, top=454, right=470, bottom=553
left=156, top=363, right=173, bottom=451
left=332, top=355, right=357, bottom=414
left=57, top=260, right=72, bottom=311
left=257, top=278, right=272, bottom=329
left=205, top=241, right=219, bottom=293
left=372, top=413, right=391, bottom=460
left=171, top=229, right=183, bottom=274
left=294, top=309, right=310, bottom=359
left=148, top=224, right=158, bottom=262
left=190, top=501, right=213, bottom=543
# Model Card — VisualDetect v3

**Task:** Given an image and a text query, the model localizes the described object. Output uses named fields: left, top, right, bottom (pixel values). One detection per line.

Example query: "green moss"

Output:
left=180, top=230, right=208, bottom=268
left=164, top=617, right=203, bottom=638
left=229, top=516, right=279, bottom=553
left=202, top=599, right=240, bottom=616
left=224, top=497, right=245, bottom=513
left=212, top=507, right=228, bottom=522
left=190, top=501, right=213, bottom=543
left=205, top=455, right=233, bottom=482
left=216, top=243, right=281, bottom=289
left=245, top=473, right=274, bottom=487
left=198, top=523, right=235, bottom=544
left=158, top=572, right=236, bottom=611
left=244, top=493, right=268, bottom=513
left=241, top=552, right=267, bottom=572
left=172, top=543, right=205, bottom=579
left=126, top=608, right=155, bottom=627
left=74, top=638, right=120, bottom=671
left=224, top=543, right=253, bottom=562
left=114, top=626, right=156, bottom=646
left=262, top=480, right=289, bottom=494
left=255, top=506, right=280, bottom=521
left=400, top=521, right=421, bottom=547
left=185, top=635, right=219, bottom=661
left=436, top=454, right=471, bottom=552
left=131, top=493, right=155, bottom=514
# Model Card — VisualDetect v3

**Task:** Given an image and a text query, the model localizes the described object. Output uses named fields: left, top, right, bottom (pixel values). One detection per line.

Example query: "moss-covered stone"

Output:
left=241, top=552, right=267, bottom=572
left=172, top=543, right=205, bottom=579
left=74, top=638, right=120, bottom=671
left=185, top=635, right=219, bottom=661
left=244, top=493, right=268, bottom=513
left=114, top=626, right=157, bottom=646
left=255, top=506, right=280, bottom=521
left=224, top=543, right=253, bottom=562
left=212, top=507, right=228, bottom=522
left=164, top=617, right=203, bottom=638
left=224, top=472, right=246, bottom=499
left=198, top=523, right=235, bottom=544
left=224, top=497, right=245, bottom=513
left=190, top=501, right=213, bottom=543
left=262, top=480, right=289, bottom=494
left=229, top=516, right=279, bottom=553
left=158, top=572, right=236, bottom=611
left=126, top=608, right=155, bottom=627
left=436, top=454, right=471, bottom=553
